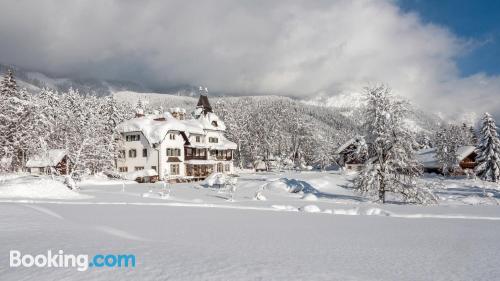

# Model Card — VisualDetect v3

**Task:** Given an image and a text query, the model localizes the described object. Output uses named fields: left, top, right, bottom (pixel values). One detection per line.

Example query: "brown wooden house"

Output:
left=335, top=137, right=368, bottom=171
left=416, top=145, right=477, bottom=174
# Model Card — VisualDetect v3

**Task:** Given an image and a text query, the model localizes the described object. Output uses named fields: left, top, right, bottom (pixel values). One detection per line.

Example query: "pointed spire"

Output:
left=196, top=86, right=212, bottom=114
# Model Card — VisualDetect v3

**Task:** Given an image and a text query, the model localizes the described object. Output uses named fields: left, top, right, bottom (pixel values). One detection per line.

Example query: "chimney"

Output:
left=170, top=108, right=186, bottom=120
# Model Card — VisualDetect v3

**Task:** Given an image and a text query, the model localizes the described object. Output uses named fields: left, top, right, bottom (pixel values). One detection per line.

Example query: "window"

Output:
left=209, top=137, right=218, bottom=143
left=195, top=136, right=201, bottom=143
left=129, top=149, right=137, bottom=158
left=211, top=121, right=218, bottom=127
left=151, top=166, right=157, bottom=171
left=169, top=133, right=175, bottom=140
left=142, top=149, right=148, bottom=157
left=225, top=164, right=230, bottom=172
left=166, top=148, right=181, bottom=156
left=118, top=150, right=126, bottom=158
left=125, top=134, right=140, bottom=142
left=119, top=167, right=128, bottom=172
left=186, top=148, right=192, bottom=157
left=170, top=164, right=180, bottom=175
left=192, top=148, right=205, bottom=157
left=217, top=163, right=223, bottom=172
left=135, top=166, right=144, bottom=171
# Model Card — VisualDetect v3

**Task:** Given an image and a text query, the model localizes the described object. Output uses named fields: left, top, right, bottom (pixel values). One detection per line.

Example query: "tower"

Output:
left=196, top=87, right=212, bottom=115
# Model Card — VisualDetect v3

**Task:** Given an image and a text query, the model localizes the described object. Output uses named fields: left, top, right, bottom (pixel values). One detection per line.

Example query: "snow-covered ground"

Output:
left=1, top=171, right=500, bottom=280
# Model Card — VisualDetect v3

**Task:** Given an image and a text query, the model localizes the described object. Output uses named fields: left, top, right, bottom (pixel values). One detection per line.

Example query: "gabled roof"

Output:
left=416, top=145, right=476, bottom=169
left=335, top=136, right=365, bottom=154
left=116, top=112, right=205, bottom=144
left=26, top=149, right=67, bottom=168
left=116, top=94, right=234, bottom=149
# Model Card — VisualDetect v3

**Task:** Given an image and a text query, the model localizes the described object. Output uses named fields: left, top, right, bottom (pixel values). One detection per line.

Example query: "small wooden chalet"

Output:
left=335, top=136, right=368, bottom=171
left=416, top=146, right=477, bottom=174
left=26, top=149, right=71, bottom=175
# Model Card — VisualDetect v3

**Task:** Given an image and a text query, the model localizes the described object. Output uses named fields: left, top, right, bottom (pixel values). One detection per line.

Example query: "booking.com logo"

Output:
left=9, top=250, right=136, bottom=271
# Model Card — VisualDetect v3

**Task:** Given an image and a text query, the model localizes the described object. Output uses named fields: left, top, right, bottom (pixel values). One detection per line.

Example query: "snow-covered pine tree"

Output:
left=475, top=113, right=500, bottom=182
left=354, top=85, right=433, bottom=204
left=0, top=69, right=16, bottom=97
left=0, top=69, right=33, bottom=171
left=469, top=125, right=478, bottom=145
left=459, top=123, right=476, bottom=146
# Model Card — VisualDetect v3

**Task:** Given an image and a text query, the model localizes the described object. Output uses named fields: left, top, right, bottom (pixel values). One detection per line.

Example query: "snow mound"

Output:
left=332, top=208, right=360, bottom=215
left=124, top=169, right=158, bottom=181
left=254, top=191, right=267, bottom=201
left=365, top=208, right=392, bottom=216
left=79, top=173, right=134, bottom=186
left=272, top=205, right=298, bottom=211
left=0, top=177, right=91, bottom=200
left=205, top=173, right=226, bottom=187
left=299, top=205, right=321, bottom=213
left=265, top=178, right=315, bottom=193
left=301, top=193, right=318, bottom=201
left=142, top=191, right=170, bottom=200
left=462, top=196, right=490, bottom=205
left=266, top=180, right=290, bottom=191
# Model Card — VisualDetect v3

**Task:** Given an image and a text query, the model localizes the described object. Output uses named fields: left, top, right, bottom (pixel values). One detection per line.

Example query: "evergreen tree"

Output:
left=0, top=69, right=17, bottom=97
left=469, top=126, right=478, bottom=145
left=0, top=69, right=33, bottom=171
left=475, top=113, right=500, bottom=182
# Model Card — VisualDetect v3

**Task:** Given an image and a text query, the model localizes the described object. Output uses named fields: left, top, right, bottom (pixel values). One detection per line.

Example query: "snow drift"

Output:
left=0, top=176, right=91, bottom=200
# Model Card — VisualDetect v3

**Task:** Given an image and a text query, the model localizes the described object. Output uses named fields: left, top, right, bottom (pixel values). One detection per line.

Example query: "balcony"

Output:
left=209, top=155, right=233, bottom=161
left=185, top=155, right=208, bottom=160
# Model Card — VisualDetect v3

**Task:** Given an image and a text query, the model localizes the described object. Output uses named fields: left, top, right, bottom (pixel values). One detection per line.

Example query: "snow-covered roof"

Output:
left=26, top=149, right=67, bottom=168
left=195, top=112, right=227, bottom=131
left=116, top=112, right=205, bottom=144
left=416, top=146, right=476, bottom=169
left=169, top=107, right=186, bottom=113
left=209, top=135, right=237, bottom=150
left=116, top=95, right=235, bottom=148
left=416, top=148, right=438, bottom=168
left=457, top=146, right=477, bottom=160
left=335, top=136, right=364, bottom=154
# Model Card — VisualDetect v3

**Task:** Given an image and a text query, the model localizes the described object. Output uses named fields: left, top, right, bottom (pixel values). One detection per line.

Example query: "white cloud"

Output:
left=0, top=0, right=499, bottom=119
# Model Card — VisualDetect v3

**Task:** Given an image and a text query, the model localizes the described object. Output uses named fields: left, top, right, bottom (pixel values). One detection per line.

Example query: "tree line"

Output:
left=1, top=69, right=499, bottom=203
left=0, top=69, right=133, bottom=175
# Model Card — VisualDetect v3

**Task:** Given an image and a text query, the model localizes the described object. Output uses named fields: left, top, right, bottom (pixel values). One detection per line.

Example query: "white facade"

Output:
left=116, top=95, right=237, bottom=181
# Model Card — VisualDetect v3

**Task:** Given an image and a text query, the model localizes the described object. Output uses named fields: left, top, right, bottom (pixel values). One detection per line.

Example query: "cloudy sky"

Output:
left=0, top=0, right=499, bottom=119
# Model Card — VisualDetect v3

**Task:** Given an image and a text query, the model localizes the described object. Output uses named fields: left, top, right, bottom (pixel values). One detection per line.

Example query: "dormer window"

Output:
left=211, top=121, right=218, bottom=127
left=125, top=134, right=140, bottom=142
